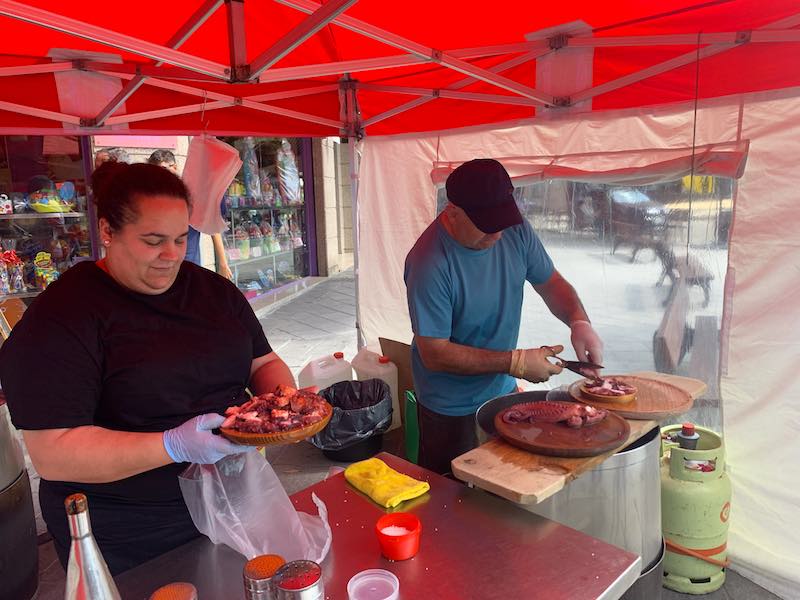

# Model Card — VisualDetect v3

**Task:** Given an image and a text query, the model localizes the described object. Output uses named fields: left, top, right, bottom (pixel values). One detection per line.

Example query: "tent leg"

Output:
left=349, top=137, right=365, bottom=350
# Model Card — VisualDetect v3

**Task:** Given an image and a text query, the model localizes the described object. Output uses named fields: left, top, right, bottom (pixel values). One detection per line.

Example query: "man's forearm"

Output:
left=417, top=338, right=512, bottom=375
left=534, top=271, right=590, bottom=326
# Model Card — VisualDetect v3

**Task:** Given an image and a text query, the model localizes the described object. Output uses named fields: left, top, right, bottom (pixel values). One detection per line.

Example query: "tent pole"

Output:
left=349, top=137, right=363, bottom=349
left=341, top=74, right=365, bottom=349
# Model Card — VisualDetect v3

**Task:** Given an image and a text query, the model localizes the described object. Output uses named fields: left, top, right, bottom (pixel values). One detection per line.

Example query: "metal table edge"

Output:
left=597, top=555, right=643, bottom=600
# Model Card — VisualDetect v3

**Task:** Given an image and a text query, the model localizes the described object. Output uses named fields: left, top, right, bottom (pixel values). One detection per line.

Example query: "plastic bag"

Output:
left=178, top=451, right=331, bottom=562
left=310, top=379, right=393, bottom=452
left=183, top=135, right=242, bottom=234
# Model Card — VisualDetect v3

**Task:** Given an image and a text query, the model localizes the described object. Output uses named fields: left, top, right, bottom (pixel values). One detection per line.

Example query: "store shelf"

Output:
left=229, top=247, right=304, bottom=269
left=0, top=212, right=85, bottom=220
left=227, top=205, right=304, bottom=212
left=0, top=290, right=39, bottom=301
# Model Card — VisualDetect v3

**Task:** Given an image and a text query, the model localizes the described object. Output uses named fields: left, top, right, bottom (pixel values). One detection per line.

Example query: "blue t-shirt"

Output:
left=404, top=218, right=554, bottom=416
left=184, top=226, right=201, bottom=266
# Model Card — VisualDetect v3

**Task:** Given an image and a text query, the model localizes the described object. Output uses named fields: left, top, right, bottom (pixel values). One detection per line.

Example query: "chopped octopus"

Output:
left=583, top=377, right=637, bottom=397
left=221, top=384, right=328, bottom=433
left=501, top=401, right=607, bottom=429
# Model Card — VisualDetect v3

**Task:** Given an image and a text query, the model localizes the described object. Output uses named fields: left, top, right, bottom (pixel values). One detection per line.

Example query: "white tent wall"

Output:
left=357, top=90, right=800, bottom=599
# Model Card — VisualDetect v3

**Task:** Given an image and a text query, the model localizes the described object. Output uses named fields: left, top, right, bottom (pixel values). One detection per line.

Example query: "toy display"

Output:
left=219, top=137, right=310, bottom=298
left=33, top=251, right=59, bottom=289
left=1, top=250, right=25, bottom=294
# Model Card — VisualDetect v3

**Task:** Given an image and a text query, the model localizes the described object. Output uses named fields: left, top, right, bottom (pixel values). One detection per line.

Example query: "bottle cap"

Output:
left=148, top=582, right=198, bottom=600
left=681, top=423, right=695, bottom=436
left=274, top=560, right=322, bottom=591
left=379, top=355, right=390, bottom=364
left=334, top=351, right=344, bottom=359
left=244, top=554, right=286, bottom=581
left=65, top=493, right=88, bottom=515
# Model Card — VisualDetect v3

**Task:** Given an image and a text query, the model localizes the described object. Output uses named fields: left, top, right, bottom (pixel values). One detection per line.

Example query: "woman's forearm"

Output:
left=249, top=355, right=296, bottom=395
left=23, top=426, right=172, bottom=484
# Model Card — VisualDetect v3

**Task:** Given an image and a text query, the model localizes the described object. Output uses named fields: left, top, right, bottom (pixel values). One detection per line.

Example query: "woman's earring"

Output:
left=103, top=240, right=110, bottom=246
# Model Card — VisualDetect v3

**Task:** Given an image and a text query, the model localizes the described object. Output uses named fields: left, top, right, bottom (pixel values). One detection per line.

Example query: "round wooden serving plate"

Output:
left=493, top=402, right=630, bottom=458
left=579, top=382, right=636, bottom=404
left=569, top=375, right=693, bottom=420
left=220, top=403, right=333, bottom=446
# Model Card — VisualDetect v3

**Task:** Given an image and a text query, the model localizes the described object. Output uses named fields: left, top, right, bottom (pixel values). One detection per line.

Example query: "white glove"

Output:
left=162, top=413, right=251, bottom=464
left=570, top=320, right=604, bottom=366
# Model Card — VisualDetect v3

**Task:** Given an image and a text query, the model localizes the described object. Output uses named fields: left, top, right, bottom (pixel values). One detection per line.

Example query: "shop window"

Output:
left=0, top=136, right=92, bottom=301
left=218, top=137, right=313, bottom=299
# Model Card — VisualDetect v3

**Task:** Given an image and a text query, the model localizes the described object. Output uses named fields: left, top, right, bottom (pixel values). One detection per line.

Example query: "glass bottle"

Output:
left=64, top=493, right=121, bottom=600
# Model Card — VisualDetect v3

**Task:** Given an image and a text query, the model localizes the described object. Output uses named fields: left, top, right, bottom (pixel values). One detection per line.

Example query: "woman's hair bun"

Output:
left=90, top=161, right=190, bottom=230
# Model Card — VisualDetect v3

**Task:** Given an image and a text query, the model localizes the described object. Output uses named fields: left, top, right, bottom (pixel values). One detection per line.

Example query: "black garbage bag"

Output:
left=310, top=379, right=393, bottom=459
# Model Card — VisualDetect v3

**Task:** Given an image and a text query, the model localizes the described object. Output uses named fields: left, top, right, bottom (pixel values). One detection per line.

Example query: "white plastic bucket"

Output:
left=351, top=348, right=400, bottom=431
left=298, top=352, right=353, bottom=391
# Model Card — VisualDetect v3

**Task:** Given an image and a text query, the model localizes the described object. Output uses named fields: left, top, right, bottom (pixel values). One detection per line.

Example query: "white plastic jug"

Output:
left=298, top=352, right=353, bottom=392
left=351, top=348, right=400, bottom=431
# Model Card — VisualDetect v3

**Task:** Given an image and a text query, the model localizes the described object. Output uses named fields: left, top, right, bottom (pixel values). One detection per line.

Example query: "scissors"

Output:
left=540, top=345, right=604, bottom=378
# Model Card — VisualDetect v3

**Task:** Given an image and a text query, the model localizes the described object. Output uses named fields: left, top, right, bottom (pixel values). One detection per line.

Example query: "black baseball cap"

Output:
left=445, top=158, right=523, bottom=233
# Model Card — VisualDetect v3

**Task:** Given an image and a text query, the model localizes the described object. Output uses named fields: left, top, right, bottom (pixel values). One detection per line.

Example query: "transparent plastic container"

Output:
left=351, top=348, right=400, bottom=431
left=298, top=352, right=353, bottom=391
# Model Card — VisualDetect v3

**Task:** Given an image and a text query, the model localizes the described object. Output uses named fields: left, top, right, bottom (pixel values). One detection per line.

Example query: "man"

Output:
left=404, top=158, right=603, bottom=474
left=147, top=150, right=233, bottom=280
left=94, top=147, right=129, bottom=169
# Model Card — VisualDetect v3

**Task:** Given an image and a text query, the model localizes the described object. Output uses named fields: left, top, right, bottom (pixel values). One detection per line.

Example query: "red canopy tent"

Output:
left=1, top=0, right=799, bottom=137
left=3, top=3, right=800, bottom=599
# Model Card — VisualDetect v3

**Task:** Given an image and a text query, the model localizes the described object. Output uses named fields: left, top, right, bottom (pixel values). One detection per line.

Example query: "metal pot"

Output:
left=475, top=389, right=663, bottom=570
left=524, top=424, right=663, bottom=569
left=0, top=396, right=25, bottom=490
left=0, top=470, right=39, bottom=600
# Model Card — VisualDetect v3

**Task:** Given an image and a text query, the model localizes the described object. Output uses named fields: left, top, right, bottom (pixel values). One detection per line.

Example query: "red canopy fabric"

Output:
left=1, top=0, right=799, bottom=136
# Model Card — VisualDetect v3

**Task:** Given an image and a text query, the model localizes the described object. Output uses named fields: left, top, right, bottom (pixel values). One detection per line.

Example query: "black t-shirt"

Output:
left=0, top=260, right=271, bottom=572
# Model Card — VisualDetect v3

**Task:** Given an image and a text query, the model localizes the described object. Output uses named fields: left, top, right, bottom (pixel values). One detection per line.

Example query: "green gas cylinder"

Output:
left=661, top=424, right=731, bottom=594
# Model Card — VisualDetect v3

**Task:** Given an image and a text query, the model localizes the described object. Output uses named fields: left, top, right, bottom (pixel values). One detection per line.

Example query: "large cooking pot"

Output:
left=1, top=393, right=25, bottom=489
left=0, top=395, right=39, bottom=600
left=475, top=389, right=663, bottom=598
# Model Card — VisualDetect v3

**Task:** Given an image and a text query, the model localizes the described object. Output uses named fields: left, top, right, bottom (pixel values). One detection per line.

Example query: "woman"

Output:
left=0, top=162, right=295, bottom=574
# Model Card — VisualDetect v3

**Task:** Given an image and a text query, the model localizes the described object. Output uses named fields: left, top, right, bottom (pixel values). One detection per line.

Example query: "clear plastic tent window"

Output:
left=435, top=174, right=732, bottom=433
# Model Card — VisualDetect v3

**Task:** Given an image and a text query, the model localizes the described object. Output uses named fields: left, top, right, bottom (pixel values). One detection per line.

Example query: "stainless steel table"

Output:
left=116, top=452, right=641, bottom=599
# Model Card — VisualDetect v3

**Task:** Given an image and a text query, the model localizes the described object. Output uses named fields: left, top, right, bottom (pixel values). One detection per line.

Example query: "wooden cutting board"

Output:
left=568, top=374, right=694, bottom=420
left=494, top=403, right=630, bottom=458
left=451, top=372, right=706, bottom=505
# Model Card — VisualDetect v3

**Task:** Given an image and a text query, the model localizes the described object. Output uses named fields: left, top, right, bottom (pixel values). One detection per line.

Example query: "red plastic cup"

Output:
left=375, top=512, right=421, bottom=561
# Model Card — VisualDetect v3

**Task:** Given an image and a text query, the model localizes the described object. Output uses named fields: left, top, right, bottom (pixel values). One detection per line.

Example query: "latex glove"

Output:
left=513, top=345, right=564, bottom=383
left=162, top=413, right=250, bottom=465
left=570, top=320, right=604, bottom=367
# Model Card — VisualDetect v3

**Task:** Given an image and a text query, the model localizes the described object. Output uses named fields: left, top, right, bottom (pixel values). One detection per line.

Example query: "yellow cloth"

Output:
left=344, top=458, right=430, bottom=508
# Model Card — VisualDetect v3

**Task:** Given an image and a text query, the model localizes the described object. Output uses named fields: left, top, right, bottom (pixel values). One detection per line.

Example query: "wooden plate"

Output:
left=493, top=401, right=630, bottom=458
left=569, top=375, right=693, bottom=420
left=220, top=402, right=333, bottom=446
left=579, top=381, right=636, bottom=404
